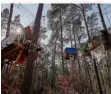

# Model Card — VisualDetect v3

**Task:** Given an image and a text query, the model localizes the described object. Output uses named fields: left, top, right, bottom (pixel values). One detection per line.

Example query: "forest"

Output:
left=1, top=4, right=111, bottom=94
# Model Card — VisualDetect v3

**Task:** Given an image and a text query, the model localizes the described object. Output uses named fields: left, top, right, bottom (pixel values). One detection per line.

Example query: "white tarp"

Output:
left=91, top=44, right=106, bottom=62
left=1, top=33, right=17, bottom=48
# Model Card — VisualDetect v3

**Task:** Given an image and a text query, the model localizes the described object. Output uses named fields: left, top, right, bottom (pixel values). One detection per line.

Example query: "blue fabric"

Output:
left=65, top=48, right=78, bottom=54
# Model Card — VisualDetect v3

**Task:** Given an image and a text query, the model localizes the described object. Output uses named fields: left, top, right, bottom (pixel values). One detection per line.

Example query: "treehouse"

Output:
left=64, top=48, right=78, bottom=60
left=1, top=39, right=43, bottom=72
left=1, top=25, right=33, bottom=70
left=1, top=39, right=43, bottom=93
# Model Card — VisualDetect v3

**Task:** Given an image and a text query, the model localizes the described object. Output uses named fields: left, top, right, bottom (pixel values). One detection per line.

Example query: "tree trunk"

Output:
left=97, top=4, right=111, bottom=44
left=81, top=4, right=90, bottom=40
left=51, top=40, right=57, bottom=92
left=97, top=4, right=107, bottom=30
left=21, top=4, right=43, bottom=94
left=93, top=58, right=103, bottom=94
left=72, top=23, right=77, bottom=48
left=83, top=57, right=94, bottom=94
left=60, top=10, right=65, bottom=75
left=6, top=4, right=13, bottom=38
left=71, top=14, right=81, bottom=74
left=70, top=29, right=73, bottom=47
left=96, top=60, right=106, bottom=94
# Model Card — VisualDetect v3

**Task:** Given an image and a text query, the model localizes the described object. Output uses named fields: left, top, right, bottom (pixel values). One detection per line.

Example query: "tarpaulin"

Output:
left=1, top=33, right=17, bottom=49
left=65, top=48, right=78, bottom=54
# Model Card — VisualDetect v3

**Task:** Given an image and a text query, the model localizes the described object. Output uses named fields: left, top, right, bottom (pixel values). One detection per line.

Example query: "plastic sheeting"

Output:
left=1, top=33, right=17, bottom=49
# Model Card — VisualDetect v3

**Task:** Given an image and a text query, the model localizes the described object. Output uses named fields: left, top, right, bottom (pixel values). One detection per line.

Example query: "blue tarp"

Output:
left=65, top=48, right=78, bottom=54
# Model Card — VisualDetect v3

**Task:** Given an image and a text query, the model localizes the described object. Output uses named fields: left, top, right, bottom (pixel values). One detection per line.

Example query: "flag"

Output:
left=24, top=26, right=32, bottom=35
left=24, top=26, right=32, bottom=40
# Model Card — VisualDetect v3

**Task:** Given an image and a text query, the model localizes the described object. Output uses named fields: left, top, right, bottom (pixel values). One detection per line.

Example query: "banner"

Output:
left=91, top=44, right=106, bottom=62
